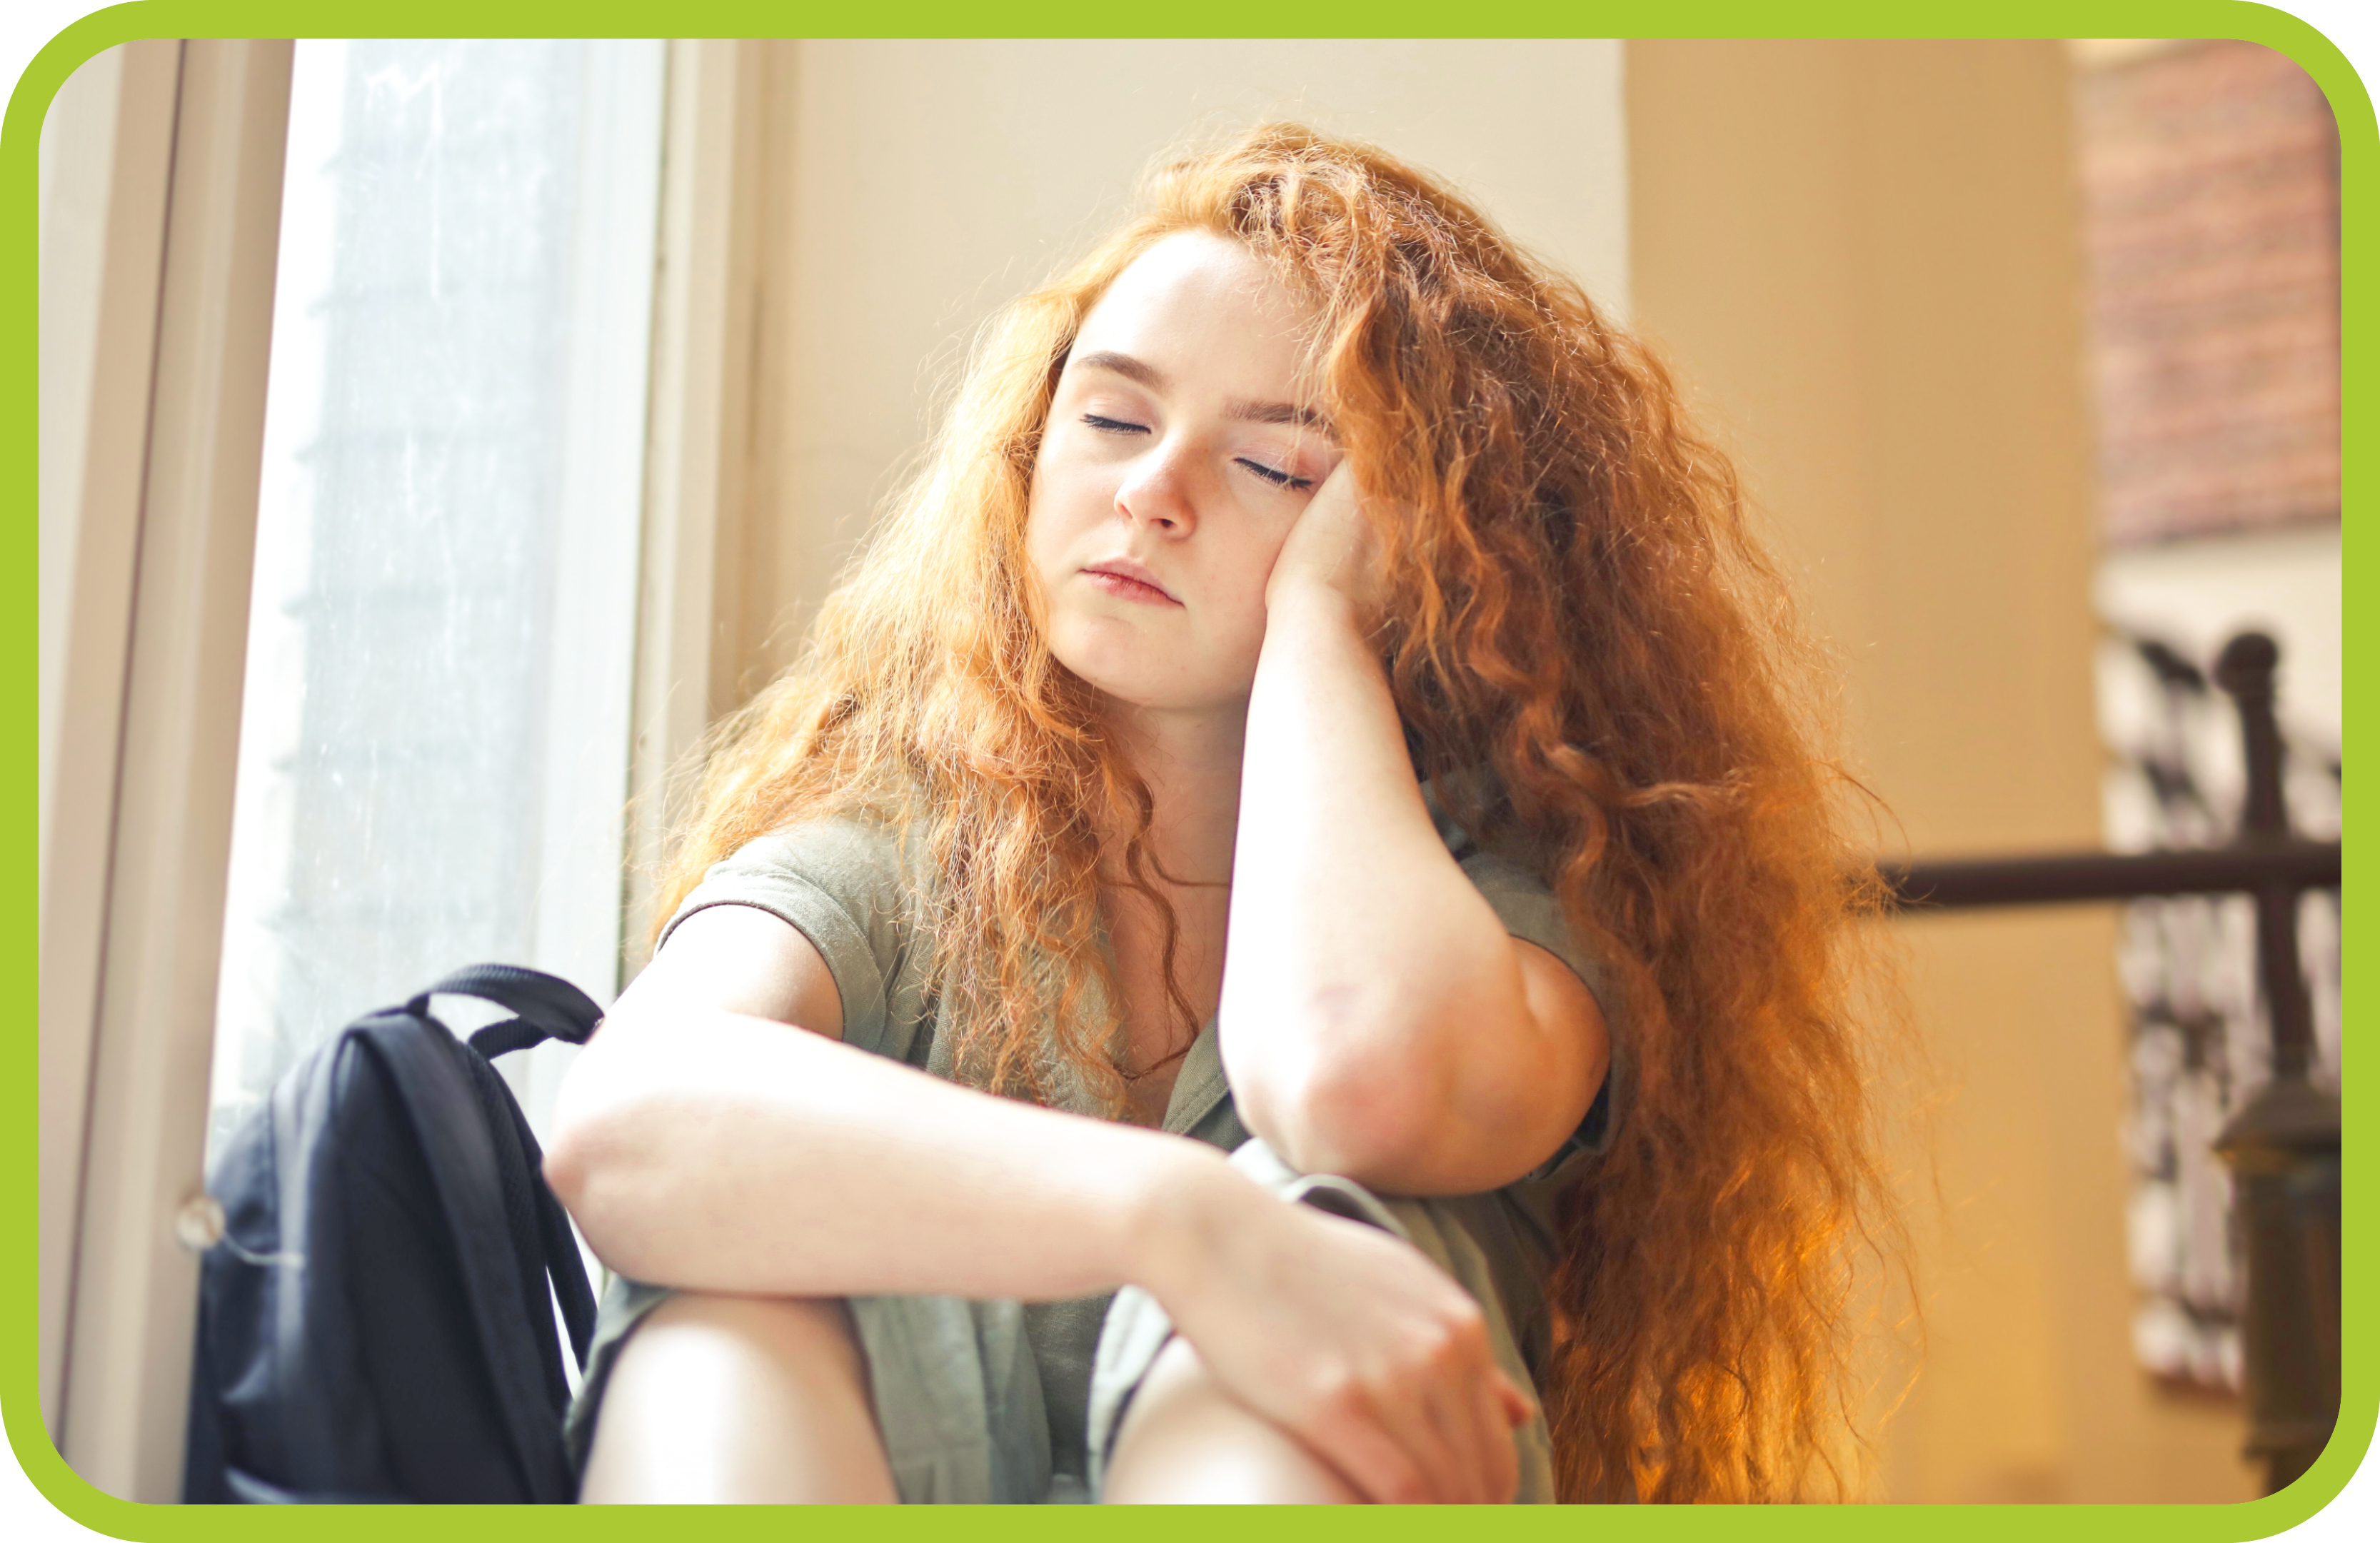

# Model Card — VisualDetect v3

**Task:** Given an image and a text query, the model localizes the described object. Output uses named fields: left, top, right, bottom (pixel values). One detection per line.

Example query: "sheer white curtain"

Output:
left=210, top=39, right=665, bottom=1160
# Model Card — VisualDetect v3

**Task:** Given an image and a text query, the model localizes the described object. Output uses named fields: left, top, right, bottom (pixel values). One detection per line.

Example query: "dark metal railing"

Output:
left=1876, top=633, right=2341, bottom=1495
left=1882, top=840, right=2339, bottom=910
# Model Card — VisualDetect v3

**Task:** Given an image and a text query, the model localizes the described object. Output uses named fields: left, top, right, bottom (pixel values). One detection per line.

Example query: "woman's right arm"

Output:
left=544, top=902, right=1530, bottom=1502
left=546, top=901, right=1220, bottom=1301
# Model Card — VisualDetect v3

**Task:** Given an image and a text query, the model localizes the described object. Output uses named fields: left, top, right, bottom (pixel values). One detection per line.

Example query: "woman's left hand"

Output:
left=1265, top=460, right=1390, bottom=627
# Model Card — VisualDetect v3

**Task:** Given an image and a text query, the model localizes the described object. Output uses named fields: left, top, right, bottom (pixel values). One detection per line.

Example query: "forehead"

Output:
left=1071, top=231, right=1318, bottom=384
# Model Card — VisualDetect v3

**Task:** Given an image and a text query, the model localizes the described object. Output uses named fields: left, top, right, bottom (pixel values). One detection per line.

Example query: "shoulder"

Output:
left=660, top=803, right=934, bottom=1056
left=1422, top=772, right=1632, bottom=1165
left=1420, top=774, right=1615, bottom=1015
left=699, top=808, right=920, bottom=901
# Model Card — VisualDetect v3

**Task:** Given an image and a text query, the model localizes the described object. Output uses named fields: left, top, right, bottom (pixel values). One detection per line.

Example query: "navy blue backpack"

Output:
left=184, top=965, right=602, bottom=1502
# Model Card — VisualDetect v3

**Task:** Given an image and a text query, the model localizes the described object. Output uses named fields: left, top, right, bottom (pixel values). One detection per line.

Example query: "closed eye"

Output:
left=1237, top=458, right=1315, bottom=492
left=1083, top=413, right=1148, bottom=435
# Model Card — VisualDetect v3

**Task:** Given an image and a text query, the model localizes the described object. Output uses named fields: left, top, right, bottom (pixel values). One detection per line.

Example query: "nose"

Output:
left=1114, top=436, right=1198, bottom=536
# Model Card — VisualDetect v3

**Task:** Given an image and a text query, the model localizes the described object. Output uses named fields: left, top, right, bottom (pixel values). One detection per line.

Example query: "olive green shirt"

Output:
left=658, top=785, right=1628, bottom=1487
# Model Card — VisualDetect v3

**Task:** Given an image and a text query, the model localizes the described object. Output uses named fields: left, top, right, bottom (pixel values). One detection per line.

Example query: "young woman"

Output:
left=545, top=124, right=1897, bottom=1505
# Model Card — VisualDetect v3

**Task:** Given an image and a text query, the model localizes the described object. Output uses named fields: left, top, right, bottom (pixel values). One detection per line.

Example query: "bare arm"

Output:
left=544, top=903, right=1532, bottom=1501
left=1221, top=466, right=1611, bottom=1195
left=546, top=903, right=1232, bottom=1300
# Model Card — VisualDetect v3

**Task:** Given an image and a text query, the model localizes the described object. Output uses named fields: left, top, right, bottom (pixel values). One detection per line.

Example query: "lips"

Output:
left=1082, top=558, right=1181, bottom=605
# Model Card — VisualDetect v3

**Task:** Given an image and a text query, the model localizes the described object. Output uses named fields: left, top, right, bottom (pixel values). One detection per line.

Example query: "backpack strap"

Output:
left=509, top=1092, right=596, bottom=1365
left=410, top=964, right=601, bottom=1367
left=402, top=964, right=601, bottom=1363
left=361, top=1018, right=577, bottom=1502
left=407, top=963, right=603, bottom=1057
left=465, top=1052, right=598, bottom=1371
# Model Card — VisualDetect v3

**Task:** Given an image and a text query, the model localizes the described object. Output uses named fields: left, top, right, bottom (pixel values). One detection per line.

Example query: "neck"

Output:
left=1098, top=698, right=1246, bottom=888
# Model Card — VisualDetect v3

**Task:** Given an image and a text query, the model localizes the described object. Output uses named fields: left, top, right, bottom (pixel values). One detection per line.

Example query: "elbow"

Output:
left=538, top=1044, right=661, bottom=1273
left=1229, top=967, right=1586, bottom=1195
left=1233, top=1015, right=1448, bottom=1190
left=541, top=1102, right=674, bottom=1282
left=540, top=1100, right=621, bottom=1251
left=540, top=1036, right=613, bottom=1212
left=539, top=1112, right=598, bottom=1218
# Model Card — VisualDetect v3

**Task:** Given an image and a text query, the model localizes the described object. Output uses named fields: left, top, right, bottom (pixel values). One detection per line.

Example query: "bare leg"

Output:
left=1101, top=1337, right=1362, bottom=1504
left=578, top=1292, right=900, bottom=1503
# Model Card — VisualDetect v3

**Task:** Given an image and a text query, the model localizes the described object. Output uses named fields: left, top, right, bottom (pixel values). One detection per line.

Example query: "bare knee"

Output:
left=579, top=1292, right=898, bottom=1503
left=1102, top=1337, right=1361, bottom=1504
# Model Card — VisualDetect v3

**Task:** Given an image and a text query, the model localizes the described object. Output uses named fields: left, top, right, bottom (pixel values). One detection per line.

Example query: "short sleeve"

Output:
left=1457, top=849, right=1630, bottom=1165
left=1423, top=780, right=1632, bottom=1169
left=656, top=818, right=925, bottom=1064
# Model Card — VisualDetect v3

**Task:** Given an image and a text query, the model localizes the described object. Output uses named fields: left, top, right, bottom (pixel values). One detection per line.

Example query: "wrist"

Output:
left=1120, top=1140, right=1266, bottom=1314
left=1261, top=571, right=1370, bottom=646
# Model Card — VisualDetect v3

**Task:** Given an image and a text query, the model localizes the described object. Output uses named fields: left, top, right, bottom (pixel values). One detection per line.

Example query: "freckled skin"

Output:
left=1026, top=231, right=1342, bottom=719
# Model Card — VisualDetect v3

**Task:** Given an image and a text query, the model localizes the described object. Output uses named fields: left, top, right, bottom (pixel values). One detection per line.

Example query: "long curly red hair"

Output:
left=663, top=124, right=1904, bottom=1502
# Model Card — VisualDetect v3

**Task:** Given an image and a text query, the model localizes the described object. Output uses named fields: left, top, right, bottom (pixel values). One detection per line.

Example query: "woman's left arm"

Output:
left=1221, top=465, right=1610, bottom=1196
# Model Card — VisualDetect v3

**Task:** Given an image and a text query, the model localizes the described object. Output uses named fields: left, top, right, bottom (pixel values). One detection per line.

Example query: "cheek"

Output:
left=1225, top=509, right=1302, bottom=603
left=1022, top=474, right=1078, bottom=578
left=1205, top=523, right=1298, bottom=663
left=1021, top=492, right=1058, bottom=578
left=1025, top=458, right=1110, bottom=561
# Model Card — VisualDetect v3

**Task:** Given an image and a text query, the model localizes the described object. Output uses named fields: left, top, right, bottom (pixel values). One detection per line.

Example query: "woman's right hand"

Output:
left=1134, top=1160, right=1535, bottom=1504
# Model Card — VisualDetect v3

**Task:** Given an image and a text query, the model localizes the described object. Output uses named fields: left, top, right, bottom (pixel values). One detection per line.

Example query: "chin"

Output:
left=1049, top=625, right=1253, bottom=719
left=1063, top=661, right=1230, bottom=718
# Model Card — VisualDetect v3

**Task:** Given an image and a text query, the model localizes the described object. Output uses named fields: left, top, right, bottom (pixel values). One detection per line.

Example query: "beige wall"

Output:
left=1627, top=39, right=2259, bottom=1502
left=716, top=39, right=1631, bottom=699
left=703, top=39, right=2263, bottom=1500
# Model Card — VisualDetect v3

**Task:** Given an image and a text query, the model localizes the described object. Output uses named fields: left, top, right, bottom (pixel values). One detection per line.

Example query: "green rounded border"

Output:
left=6, top=1, right=2366, bottom=1536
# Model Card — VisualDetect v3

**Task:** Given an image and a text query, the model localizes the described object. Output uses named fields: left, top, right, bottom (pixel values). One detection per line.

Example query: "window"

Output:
left=209, top=39, right=666, bottom=1152
left=39, top=39, right=685, bottom=1497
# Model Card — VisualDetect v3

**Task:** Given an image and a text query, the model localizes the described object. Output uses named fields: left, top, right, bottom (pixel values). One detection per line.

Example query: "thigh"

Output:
left=1101, top=1338, right=1360, bottom=1504
left=578, top=1292, right=899, bottom=1503
left=1085, top=1138, right=1557, bottom=1502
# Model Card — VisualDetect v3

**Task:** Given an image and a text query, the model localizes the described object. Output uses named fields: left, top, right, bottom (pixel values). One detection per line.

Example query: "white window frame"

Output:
left=625, top=38, right=765, bottom=966
left=37, top=36, right=766, bottom=1501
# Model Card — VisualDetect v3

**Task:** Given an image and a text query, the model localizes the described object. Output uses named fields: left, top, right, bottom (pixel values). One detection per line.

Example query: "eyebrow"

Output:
left=1072, top=349, right=1337, bottom=438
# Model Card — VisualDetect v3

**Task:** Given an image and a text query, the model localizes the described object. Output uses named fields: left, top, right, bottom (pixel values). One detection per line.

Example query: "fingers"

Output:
left=1300, top=1370, right=1522, bottom=1504
left=1305, top=1391, right=1432, bottom=1504
left=1300, top=1345, right=1472, bottom=1504
left=1475, top=1374, right=1523, bottom=1502
left=1173, top=1195, right=1535, bottom=1503
left=1263, top=456, right=1389, bottom=623
left=1495, top=1368, right=1537, bottom=1429
left=1338, top=1254, right=1523, bottom=1502
left=1421, top=1366, right=1495, bottom=1503
left=1433, top=1340, right=1526, bottom=1502
left=1385, top=1375, right=1472, bottom=1504
left=1427, top=1296, right=1522, bottom=1502
left=1325, top=1312, right=1525, bottom=1503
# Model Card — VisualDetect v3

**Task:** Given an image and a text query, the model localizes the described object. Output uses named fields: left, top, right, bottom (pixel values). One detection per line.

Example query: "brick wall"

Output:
left=2075, top=41, right=2340, bottom=546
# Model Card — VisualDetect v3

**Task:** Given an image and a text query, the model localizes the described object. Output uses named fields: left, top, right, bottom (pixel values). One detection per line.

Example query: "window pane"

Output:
left=209, top=39, right=664, bottom=1160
